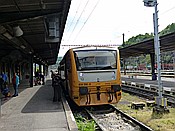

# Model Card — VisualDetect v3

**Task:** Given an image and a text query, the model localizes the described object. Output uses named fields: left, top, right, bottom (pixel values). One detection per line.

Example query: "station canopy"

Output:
left=0, top=0, right=71, bottom=65
left=119, top=32, right=175, bottom=59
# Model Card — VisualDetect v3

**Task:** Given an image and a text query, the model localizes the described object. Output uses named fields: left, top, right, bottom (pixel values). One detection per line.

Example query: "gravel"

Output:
left=93, top=112, right=141, bottom=131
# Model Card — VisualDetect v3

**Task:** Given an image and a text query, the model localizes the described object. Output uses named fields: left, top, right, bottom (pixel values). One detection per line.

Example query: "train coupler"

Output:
left=97, top=92, right=101, bottom=101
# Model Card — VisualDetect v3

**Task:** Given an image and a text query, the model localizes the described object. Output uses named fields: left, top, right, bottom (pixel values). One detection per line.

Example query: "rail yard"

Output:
left=67, top=72, right=174, bottom=131
left=0, top=0, right=175, bottom=131
left=85, top=105, right=153, bottom=131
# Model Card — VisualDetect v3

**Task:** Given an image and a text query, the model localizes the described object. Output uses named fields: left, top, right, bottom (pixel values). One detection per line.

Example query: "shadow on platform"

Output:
left=21, top=80, right=63, bottom=113
left=1, top=79, right=31, bottom=105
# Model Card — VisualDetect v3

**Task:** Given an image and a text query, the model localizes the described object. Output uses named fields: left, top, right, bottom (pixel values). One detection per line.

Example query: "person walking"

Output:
left=12, top=73, right=20, bottom=97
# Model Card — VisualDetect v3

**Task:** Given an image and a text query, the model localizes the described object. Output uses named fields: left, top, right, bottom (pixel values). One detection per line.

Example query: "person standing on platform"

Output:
left=12, top=73, right=20, bottom=97
left=52, top=74, right=61, bottom=102
left=2, top=72, right=8, bottom=85
left=0, top=75, right=4, bottom=93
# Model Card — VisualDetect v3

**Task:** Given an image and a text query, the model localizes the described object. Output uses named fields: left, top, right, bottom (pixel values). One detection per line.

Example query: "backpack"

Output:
left=12, top=76, right=16, bottom=84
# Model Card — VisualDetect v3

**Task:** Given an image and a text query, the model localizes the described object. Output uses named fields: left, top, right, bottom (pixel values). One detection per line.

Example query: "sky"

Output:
left=58, top=0, right=175, bottom=57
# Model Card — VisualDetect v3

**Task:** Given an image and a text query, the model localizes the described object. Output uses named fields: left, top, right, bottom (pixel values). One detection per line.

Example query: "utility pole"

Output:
left=143, top=0, right=169, bottom=113
left=122, top=33, right=126, bottom=75
left=122, top=33, right=125, bottom=47
left=173, top=51, right=175, bottom=78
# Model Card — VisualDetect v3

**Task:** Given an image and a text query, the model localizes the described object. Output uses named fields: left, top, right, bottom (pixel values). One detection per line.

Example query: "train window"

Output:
left=66, top=55, right=71, bottom=72
left=74, top=50, right=117, bottom=70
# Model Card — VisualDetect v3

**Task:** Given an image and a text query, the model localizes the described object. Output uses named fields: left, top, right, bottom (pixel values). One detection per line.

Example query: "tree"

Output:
left=120, top=23, right=175, bottom=47
left=119, top=23, right=175, bottom=70
left=121, top=33, right=153, bottom=47
left=159, top=23, right=175, bottom=36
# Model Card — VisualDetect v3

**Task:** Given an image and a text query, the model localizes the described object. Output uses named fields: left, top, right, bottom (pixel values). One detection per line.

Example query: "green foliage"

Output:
left=117, top=92, right=175, bottom=131
left=123, top=55, right=151, bottom=69
left=162, top=52, right=174, bottom=64
left=120, top=23, right=175, bottom=48
left=160, top=23, right=175, bottom=36
left=121, top=33, right=153, bottom=47
left=119, top=23, right=175, bottom=66
left=75, top=114, right=96, bottom=131
left=139, top=55, right=151, bottom=66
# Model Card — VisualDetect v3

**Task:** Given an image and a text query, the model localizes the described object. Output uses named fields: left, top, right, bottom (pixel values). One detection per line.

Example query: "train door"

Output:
left=65, top=53, right=72, bottom=97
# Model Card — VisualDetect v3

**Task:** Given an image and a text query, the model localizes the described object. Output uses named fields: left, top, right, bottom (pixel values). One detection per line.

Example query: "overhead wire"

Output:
left=66, top=0, right=83, bottom=33
left=160, top=6, right=175, bottom=15
left=66, top=1, right=175, bottom=44
left=67, top=0, right=90, bottom=41
left=73, top=0, right=101, bottom=42
left=158, top=5, right=175, bottom=30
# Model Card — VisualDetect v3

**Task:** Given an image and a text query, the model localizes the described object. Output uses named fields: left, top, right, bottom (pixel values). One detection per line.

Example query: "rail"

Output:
left=85, top=105, right=153, bottom=131
left=122, top=80, right=175, bottom=106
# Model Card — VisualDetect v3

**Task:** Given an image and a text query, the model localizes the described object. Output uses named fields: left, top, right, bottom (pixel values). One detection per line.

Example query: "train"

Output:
left=59, top=46, right=122, bottom=106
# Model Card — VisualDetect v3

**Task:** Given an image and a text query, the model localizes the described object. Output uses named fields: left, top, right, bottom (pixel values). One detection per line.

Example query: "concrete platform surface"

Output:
left=122, top=75, right=175, bottom=88
left=0, top=79, right=78, bottom=131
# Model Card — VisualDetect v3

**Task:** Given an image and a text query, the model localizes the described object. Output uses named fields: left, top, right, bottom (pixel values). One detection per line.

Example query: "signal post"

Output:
left=143, top=0, right=169, bottom=114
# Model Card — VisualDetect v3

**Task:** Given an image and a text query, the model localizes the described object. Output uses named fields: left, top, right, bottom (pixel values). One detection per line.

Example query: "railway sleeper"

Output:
left=146, top=100, right=156, bottom=107
left=131, top=102, right=145, bottom=110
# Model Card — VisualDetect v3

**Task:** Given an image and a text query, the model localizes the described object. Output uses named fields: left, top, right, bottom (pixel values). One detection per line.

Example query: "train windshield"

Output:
left=74, top=50, right=117, bottom=70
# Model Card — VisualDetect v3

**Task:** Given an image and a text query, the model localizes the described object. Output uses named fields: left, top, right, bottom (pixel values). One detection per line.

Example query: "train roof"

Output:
left=72, top=46, right=118, bottom=51
left=59, top=46, right=119, bottom=65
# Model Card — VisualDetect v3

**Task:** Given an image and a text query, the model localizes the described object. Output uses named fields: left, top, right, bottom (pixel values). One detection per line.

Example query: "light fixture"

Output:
left=3, top=32, right=13, bottom=39
left=40, top=0, right=46, bottom=9
left=143, top=0, right=155, bottom=7
left=13, top=26, right=23, bottom=37
left=20, top=45, right=26, bottom=49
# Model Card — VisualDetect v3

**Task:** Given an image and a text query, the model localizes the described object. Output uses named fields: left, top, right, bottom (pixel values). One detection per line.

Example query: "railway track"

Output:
left=85, top=105, right=153, bottom=131
left=122, top=83, right=175, bottom=107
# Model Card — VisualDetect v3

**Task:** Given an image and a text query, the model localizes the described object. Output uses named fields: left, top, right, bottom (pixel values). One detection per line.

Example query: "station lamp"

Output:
left=143, top=0, right=169, bottom=113
left=13, top=26, right=23, bottom=37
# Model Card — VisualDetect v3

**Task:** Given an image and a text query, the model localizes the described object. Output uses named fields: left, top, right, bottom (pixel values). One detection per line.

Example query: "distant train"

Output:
left=59, top=46, right=122, bottom=106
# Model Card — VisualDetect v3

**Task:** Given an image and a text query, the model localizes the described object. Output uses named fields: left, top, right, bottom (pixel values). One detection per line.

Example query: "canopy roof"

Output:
left=119, top=32, right=175, bottom=58
left=0, top=0, right=71, bottom=65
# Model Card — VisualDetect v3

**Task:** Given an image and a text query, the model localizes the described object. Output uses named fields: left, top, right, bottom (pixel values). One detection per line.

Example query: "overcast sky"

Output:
left=58, top=0, right=175, bottom=56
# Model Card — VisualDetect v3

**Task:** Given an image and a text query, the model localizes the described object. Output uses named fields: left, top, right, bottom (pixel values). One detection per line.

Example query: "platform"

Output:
left=0, top=78, right=78, bottom=131
left=122, top=75, right=175, bottom=89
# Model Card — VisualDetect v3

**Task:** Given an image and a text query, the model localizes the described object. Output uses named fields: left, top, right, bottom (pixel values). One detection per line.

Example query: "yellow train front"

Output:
left=59, top=46, right=122, bottom=106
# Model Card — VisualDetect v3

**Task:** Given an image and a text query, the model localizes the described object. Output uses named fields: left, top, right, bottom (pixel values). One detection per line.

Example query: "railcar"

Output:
left=59, top=46, right=122, bottom=106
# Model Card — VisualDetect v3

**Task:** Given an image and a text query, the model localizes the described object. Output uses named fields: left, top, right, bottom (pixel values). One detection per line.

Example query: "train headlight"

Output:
left=79, top=87, right=88, bottom=95
left=80, top=73, right=83, bottom=76
left=111, top=85, right=121, bottom=92
left=79, top=73, right=84, bottom=81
